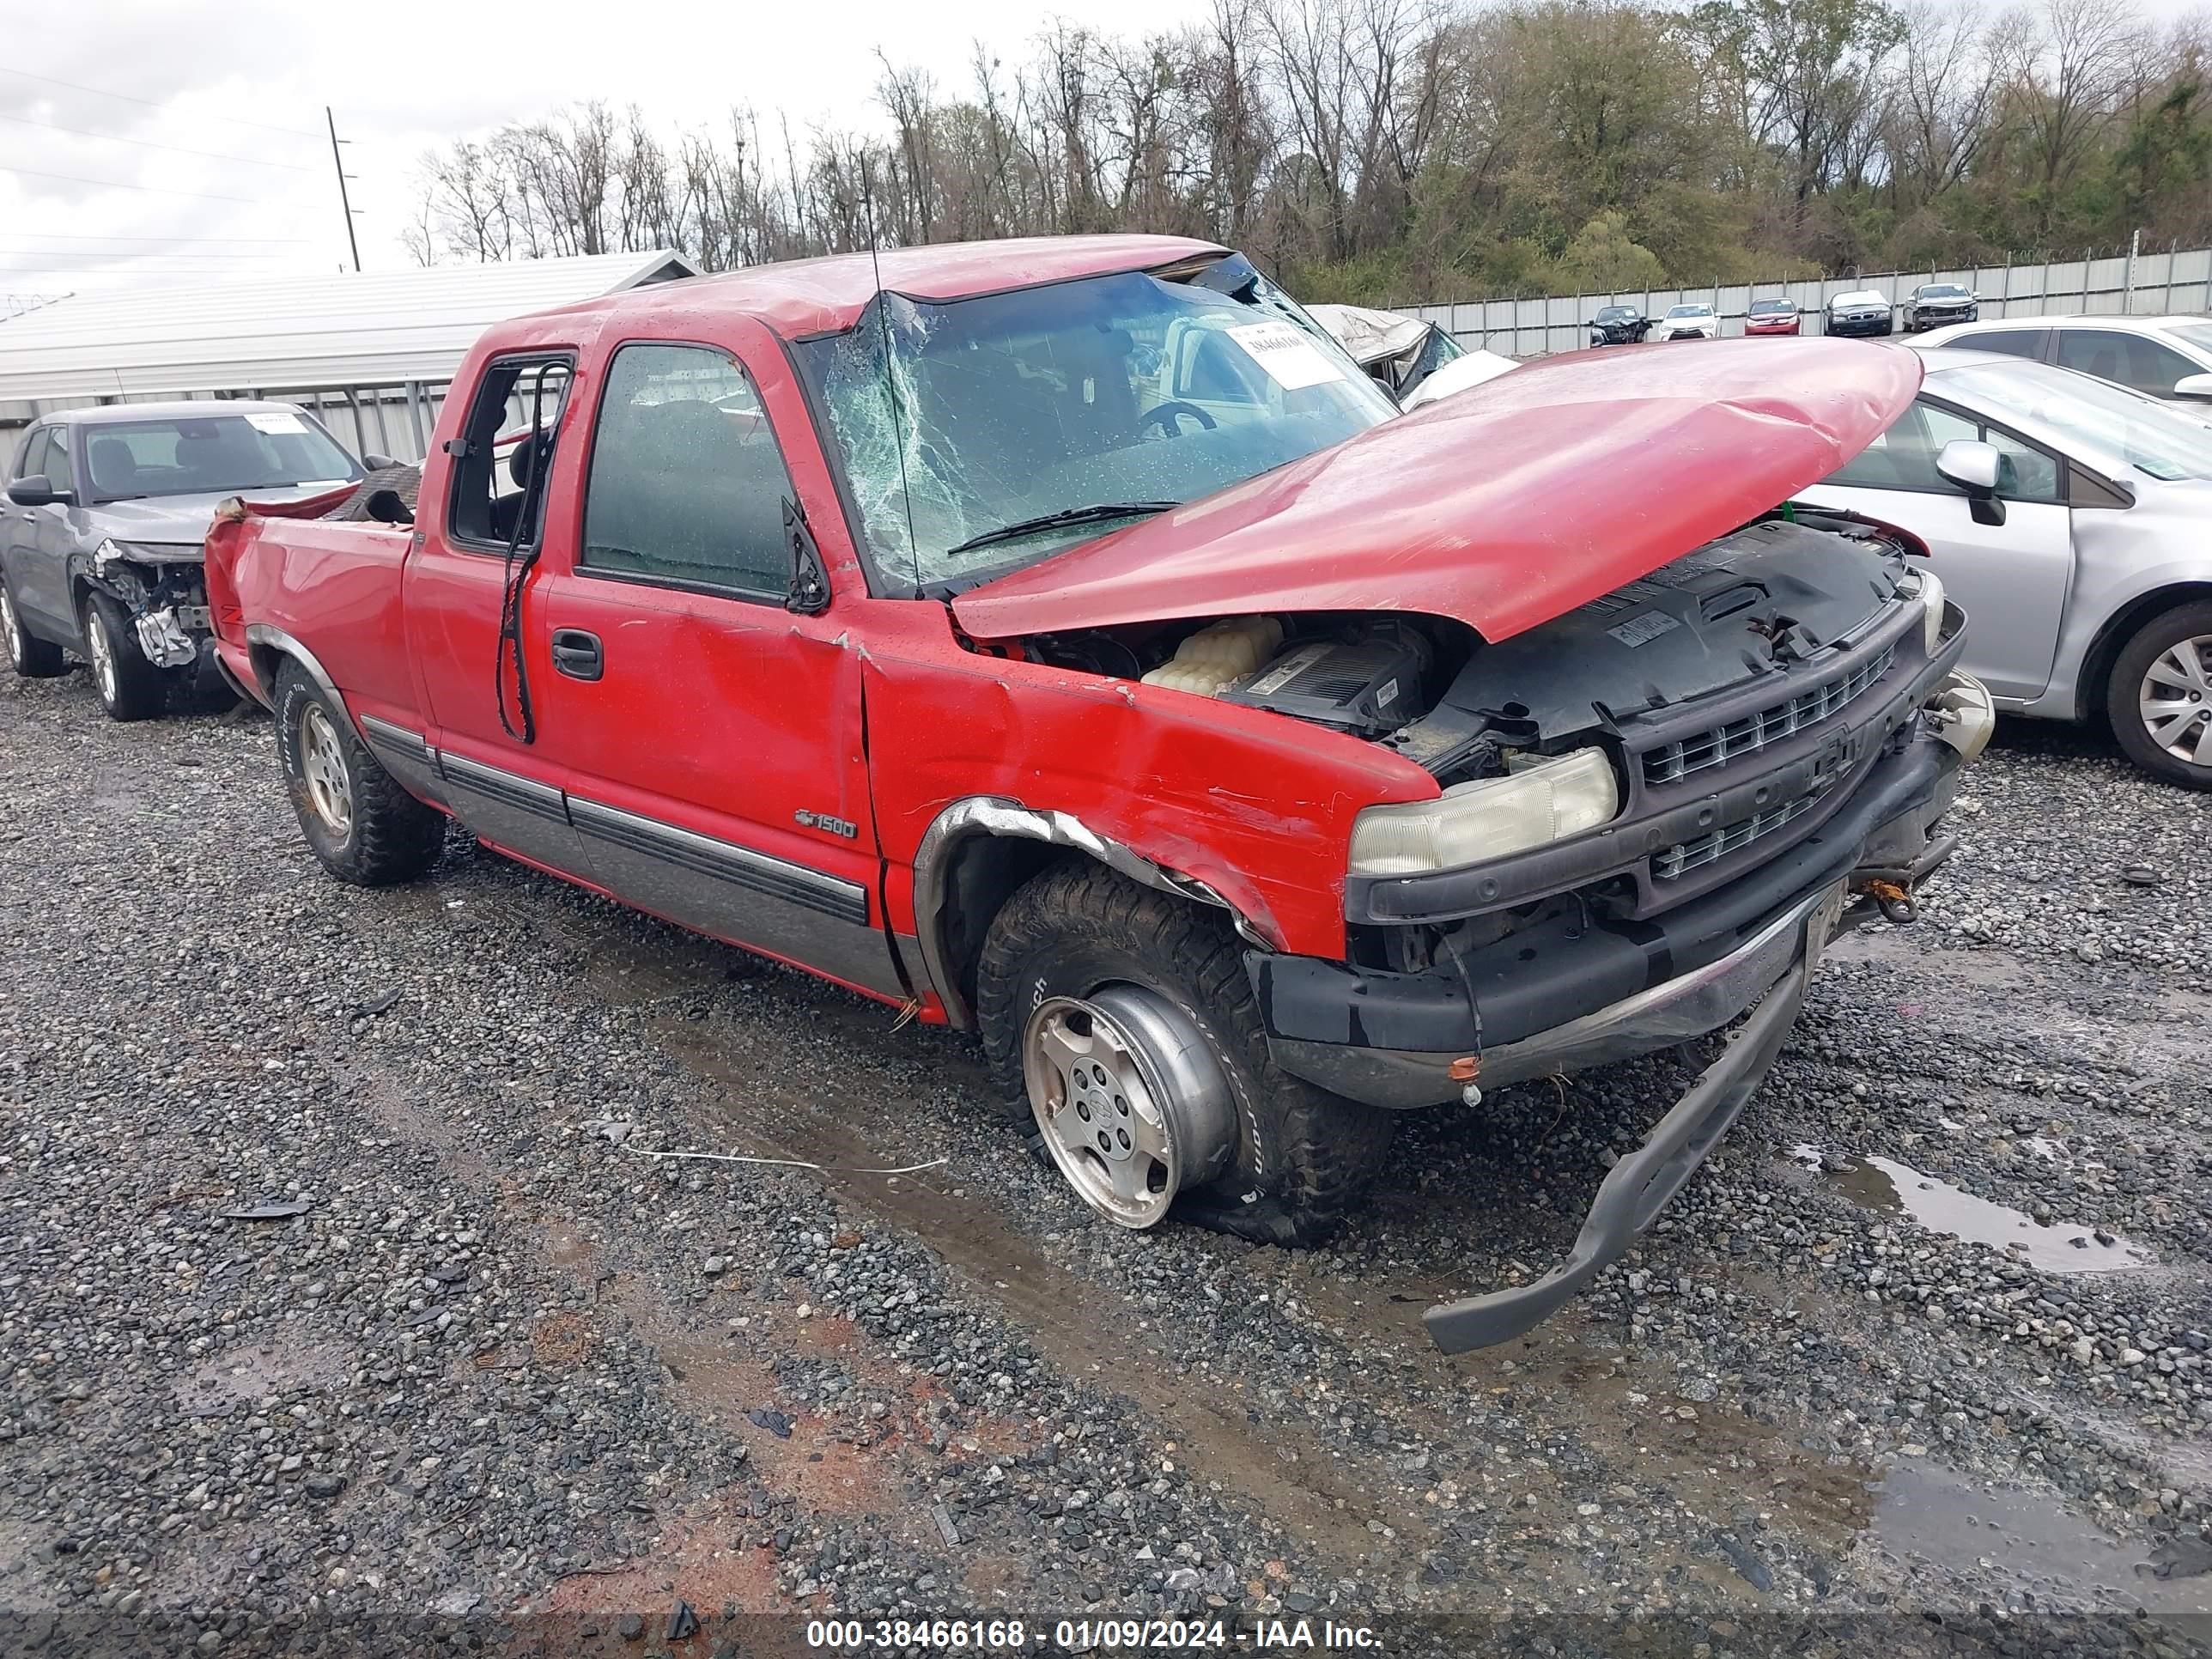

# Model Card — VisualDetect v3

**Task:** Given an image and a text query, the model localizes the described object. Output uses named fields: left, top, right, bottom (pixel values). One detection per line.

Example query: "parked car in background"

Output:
left=1, top=403, right=368, bottom=720
left=1826, top=289, right=1894, bottom=337
left=1915, top=314, right=2212, bottom=413
left=1657, top=302, right=1719, bottom=341
left=1796, top=350, right=2212, bottom=787
left=1903, top=282, right=1980, bottom=332
left=1308, top=302, right=1517, bottom=409
left=201, top=234, right=1986, bottom=1352
left=1744, top=297, right=1801, bottom=336
left=1587, top=304, right=1651, bottom=346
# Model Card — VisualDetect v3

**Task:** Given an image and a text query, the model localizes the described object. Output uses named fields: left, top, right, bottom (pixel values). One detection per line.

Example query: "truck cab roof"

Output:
left=524, top=234, right=1229, bottom=343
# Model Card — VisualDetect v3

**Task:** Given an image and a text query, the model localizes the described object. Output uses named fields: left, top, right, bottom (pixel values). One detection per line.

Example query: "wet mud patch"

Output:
left=1792, top=1146, right=2150, bottom=1273
left=1867, top=1456, right=2212, bottom=1617
left=174, top=1330, right=354, bottom=1418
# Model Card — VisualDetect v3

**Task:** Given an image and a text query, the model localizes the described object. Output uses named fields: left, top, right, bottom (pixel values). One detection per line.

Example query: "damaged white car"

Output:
left=1, top=402, right=369, bottom=720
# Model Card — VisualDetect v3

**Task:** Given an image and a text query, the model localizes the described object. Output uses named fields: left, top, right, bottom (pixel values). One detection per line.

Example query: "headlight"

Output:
left=1916, top=568, right=1947, bottom=653
left=1350, top=748, right=1620, bottom=876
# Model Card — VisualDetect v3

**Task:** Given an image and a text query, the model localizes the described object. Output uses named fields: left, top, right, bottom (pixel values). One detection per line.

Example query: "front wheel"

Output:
left=273, top=662, right=446, bottom=883
left=80, top=591, right=167, bottom=720
left=1, top=580, right=66, bottom=678
left=2109, top=601, right=2212, bottom=788
left=975, top=862, right=1394, bottom=1245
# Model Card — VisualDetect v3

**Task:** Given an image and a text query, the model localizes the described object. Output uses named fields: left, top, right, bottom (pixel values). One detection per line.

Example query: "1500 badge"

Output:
left=794, top=809, right=859, bottom=839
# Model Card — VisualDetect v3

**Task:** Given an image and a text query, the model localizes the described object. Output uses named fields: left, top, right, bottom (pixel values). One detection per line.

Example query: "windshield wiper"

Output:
left=944, top=501, right=1180, bottom=558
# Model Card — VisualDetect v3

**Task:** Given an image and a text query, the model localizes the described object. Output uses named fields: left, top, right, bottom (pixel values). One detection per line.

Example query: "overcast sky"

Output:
left=0, top=0, right=1197, bottom=298
left=7, top=0, right=2210, bottom=302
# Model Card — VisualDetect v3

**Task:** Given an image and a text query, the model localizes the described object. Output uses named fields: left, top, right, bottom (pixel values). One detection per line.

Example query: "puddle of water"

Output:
left=1873, top=1458, right=2211, bottom=1614
left=1794, top=1148, right=2148, bottom=1273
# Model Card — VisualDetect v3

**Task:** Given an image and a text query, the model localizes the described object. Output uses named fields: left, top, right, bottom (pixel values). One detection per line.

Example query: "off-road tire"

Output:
left=273, top=662, right=445, bottom=884
left=81, top=590, right=167, bottom=720
left=0, top=580, right=65, bottom=678
left=975, top=861, right=1395, bottom=1245
left=2108, top=600, right=2212, bottom=790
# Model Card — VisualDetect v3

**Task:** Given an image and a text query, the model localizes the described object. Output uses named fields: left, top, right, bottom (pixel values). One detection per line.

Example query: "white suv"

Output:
left=1916, top=314, right=2212, bottom=411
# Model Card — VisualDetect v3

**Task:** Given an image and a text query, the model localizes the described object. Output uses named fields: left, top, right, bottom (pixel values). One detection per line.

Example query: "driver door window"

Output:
left=41, top=430, right=74, bottom=496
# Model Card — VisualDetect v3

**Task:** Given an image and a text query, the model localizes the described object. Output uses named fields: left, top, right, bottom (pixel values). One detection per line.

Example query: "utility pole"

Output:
left=327, top=106, right=362, bottom=273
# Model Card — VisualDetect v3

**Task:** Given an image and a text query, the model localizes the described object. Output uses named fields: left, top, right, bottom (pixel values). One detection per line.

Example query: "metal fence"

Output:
left=1401, top=244, right=2212, bottom=357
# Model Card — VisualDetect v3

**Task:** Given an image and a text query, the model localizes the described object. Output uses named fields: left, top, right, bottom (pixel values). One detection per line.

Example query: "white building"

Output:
left=0, top=251, right=697, bottom=463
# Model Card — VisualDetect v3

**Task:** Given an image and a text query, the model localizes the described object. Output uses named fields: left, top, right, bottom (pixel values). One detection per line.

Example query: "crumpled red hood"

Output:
left=951, top=337, right=1921, bottom=643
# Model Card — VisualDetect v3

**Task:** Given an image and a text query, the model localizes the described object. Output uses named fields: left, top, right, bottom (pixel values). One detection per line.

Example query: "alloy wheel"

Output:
left=84, top=610, right=118, bottom=706
left=2138, top=634, right=2212, bottom=767
left=297, top=702, right=356, bottom=840
left=1020, top=986, right=1237, bottom=1229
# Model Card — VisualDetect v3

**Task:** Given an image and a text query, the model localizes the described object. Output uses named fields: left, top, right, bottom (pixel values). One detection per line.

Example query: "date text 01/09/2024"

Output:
left=801, top=1619, right=1382, bottom=1650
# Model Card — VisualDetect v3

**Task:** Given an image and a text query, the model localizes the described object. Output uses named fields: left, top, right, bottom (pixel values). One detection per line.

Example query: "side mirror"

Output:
left=1937, top=438, right=2007, bottom=526
left=362, top=452, right=399, bottom=471
left=2172, top=374, right=2212, bottom=401
left=5, top=474, right=66, bottom=508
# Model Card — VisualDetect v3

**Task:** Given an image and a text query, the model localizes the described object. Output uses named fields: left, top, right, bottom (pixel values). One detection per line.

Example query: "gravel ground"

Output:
left=1, top=666, right=2208, bottom=1657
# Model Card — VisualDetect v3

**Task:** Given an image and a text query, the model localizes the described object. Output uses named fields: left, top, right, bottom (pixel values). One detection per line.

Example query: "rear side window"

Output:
left=580, top=343, right=795, bottom=597
left=14, top=428, right=51, bottom=483
left=2055, top=329, right=2200, bottom=398
left=1951, top=328, right=2044, bottom=360
left=447, top=355, right=573, bottom=549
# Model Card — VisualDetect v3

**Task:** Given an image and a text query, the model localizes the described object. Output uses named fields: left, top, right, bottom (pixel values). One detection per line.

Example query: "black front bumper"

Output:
left=1243, top=625, right=1982, bottom=1352
left=1827, top=315, right=1892, bottom=337
left=1421, top=889, right=1831, bottom=1352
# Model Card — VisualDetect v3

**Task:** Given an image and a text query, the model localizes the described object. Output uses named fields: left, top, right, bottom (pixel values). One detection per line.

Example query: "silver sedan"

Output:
left=1797, top=349, right=2212, bottom=787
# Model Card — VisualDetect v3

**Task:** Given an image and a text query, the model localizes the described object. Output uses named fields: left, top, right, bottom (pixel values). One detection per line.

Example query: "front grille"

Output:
left=1641, top=641, right=1895, bottom=787
left=1653, top=784, right=1827, bottom=880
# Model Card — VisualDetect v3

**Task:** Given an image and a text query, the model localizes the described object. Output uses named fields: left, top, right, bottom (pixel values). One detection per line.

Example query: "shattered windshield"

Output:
left=83, top=413, right=362, bottom=503
left=794, top=260, right=1395, bottom=592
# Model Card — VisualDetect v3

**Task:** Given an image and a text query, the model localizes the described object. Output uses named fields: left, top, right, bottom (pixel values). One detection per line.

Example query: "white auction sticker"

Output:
left=1225, top=321, right=1345, bottom=390
left=244, top=410, right=307, bottom=435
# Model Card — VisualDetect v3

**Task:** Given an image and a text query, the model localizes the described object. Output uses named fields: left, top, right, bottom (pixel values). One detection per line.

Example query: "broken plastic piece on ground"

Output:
left=220, top=1198, right=313, bottom=1220
left=666, top=1600, right=700, bottom=1641
left=745, top=1407, right=793, bottom=1438
left=352, top=989, right=403, bottom=1020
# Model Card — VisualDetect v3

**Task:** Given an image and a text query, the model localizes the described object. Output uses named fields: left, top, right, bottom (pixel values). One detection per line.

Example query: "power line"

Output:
left=0, top=65, right=320, bottom=140
left=0, top=164, right=304, bottom=204
left=0, top=107, right=318, bottom=171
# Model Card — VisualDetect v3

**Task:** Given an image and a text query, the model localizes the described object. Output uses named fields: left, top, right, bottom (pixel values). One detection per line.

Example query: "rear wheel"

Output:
left=2109, top=601, right=2212, bottom=789
left=1, top=580, right=66, bottom=678
left=975, top=861, right=1394, bottom=1245
left=80, top=591, right=167, bottom=720
left=273, top=662, right=445, bottom=884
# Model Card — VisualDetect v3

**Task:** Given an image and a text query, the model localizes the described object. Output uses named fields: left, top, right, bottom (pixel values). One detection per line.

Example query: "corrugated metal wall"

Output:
left=1400, top=246, right=2212, bottom=356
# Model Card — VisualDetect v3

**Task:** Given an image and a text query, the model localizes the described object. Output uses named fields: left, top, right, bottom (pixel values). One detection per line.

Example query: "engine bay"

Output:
left=1004, top=508, right=1915, bottom=787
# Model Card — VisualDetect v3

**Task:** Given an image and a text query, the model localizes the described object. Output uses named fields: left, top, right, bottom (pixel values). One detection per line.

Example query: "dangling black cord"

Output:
left=495, top=365, right=552, bottom=744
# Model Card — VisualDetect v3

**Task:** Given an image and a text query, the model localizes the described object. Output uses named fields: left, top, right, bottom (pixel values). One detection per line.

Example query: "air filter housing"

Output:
left=1224, top=630, right=1431, bottom=736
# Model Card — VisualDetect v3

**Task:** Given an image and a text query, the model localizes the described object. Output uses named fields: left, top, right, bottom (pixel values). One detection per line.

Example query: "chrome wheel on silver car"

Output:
left=84, top=608, right=118, bottom=704
left=2139, top=635, right=2212, bottom=765
left=1020, top=986, right=1237, bottom=1229
left=296, top=702, right=355, bottom=839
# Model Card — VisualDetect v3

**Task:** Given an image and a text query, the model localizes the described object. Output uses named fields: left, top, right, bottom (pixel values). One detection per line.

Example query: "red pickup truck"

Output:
left=205, top=235, right=1993, bottom=1351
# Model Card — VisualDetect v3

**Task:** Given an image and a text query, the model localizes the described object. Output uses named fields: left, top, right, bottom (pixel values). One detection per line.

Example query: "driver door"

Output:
left=1798, top=398, right=2073, bottom=702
